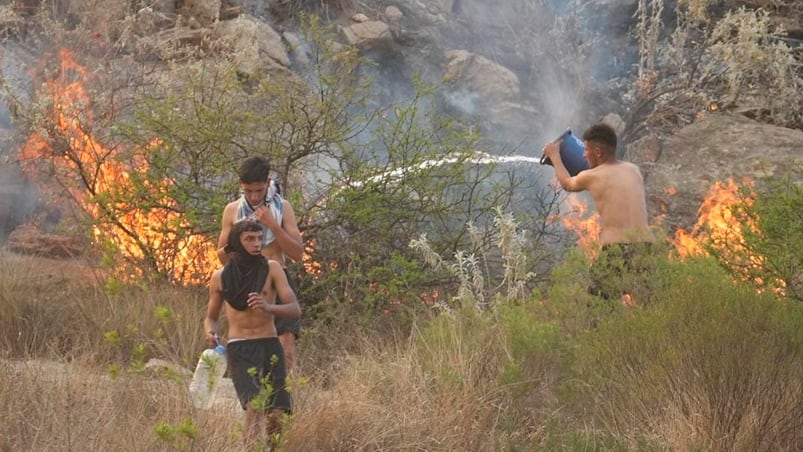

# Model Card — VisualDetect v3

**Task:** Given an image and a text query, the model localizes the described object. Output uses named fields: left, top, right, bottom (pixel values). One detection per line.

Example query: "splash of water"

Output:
left=348, top=151, right=543, bottom=188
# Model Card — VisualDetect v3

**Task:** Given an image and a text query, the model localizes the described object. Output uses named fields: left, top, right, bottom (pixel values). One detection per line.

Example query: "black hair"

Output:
left=228, top=220, right=263, bottom=254
left=582, top=123, right=618, bottom=156
left=238, top=156, right=270, bottom=184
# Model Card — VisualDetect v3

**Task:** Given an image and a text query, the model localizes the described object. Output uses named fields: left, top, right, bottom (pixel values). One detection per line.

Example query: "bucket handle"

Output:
left=539, top=129, right=571, bottom=165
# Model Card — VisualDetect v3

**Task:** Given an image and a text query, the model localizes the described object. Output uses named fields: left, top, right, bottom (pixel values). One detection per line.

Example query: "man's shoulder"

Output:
left=211, top=266, right=225, bottom=277
left=221, top=199, right=241, bottom=218
left=266, top=259, right=282, bottom=272
left=224, top=198, right=241, bottom=210
left=209, top=267, right=224, bottom=288
left=598, top=160, right=640, bottom=176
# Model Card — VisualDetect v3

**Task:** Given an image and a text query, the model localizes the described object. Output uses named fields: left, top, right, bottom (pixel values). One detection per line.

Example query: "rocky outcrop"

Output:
left=638, top=113, right=803, bottom=232
left=443, top=50, right=520, bottom=108
left=215, top=13, right=290, bottom=74
left=341, top=19, right=393, bottom=49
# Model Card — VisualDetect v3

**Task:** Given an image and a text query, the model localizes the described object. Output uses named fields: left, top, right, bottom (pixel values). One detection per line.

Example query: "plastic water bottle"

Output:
left=188, top=339, right=227, bottom=409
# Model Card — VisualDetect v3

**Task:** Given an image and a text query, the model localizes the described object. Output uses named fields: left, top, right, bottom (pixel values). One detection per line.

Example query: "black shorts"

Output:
left=226, top=337, right=292, bottom=412
left=275, top=268, right=301, bottom=338
left=588, top=242, right=657, bottom=301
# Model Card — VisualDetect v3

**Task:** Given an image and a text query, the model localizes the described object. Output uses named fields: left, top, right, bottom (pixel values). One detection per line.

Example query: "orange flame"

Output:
left=560, top=193, right=601, bottom=258
left=671, top=177, right=787, bottom=293
left=302, top=235, right=323, bottom=277
left=20, top=49, right=216, bottom=284
left=672, top=178, right=753, bottom=258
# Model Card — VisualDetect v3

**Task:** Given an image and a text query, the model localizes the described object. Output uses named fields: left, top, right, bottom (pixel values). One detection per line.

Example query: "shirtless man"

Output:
left=205, top=220, right=302, bottom=447
left=543, top=123, right=657, bottom=303
left=218, top=156, right=304, bottom=373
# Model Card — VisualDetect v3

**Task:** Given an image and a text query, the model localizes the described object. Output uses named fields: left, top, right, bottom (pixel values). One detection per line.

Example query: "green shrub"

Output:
left=714, top=176, right=803, bottom=302
left=566, top=257, right=803, bottom=451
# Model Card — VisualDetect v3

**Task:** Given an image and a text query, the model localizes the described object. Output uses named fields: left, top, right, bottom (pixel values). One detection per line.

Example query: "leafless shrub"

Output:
left=625, top=0, right=802, bottom=140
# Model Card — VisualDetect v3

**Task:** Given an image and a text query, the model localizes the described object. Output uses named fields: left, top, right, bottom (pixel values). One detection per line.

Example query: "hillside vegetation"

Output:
left=2, top=229, right=802, bottom=450
left=1, top=0, right=802, bottom=450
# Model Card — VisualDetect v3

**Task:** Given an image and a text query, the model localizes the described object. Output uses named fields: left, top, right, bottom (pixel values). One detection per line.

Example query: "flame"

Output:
left=302, top=235, right=323, bottom=276
left=560, top=193, right=601, bottom=258
left=672, top=178, right=753, bottom=258
left=19, top=49, right=216, bottom=284
left=670, top=177, right=781, bottom=293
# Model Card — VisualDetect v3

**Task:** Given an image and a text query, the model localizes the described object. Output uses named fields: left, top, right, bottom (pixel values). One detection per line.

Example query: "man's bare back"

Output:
left=543, top=125, right=654, bottom=246
left=582, top=161, right=654, bottom=245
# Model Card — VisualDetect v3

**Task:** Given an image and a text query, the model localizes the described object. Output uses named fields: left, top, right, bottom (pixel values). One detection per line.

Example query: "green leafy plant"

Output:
left=154, top=418, right=198, bottom=450
left=565, top=256, right=803, bottom=450
left=710, top=175, right=803, bottom=301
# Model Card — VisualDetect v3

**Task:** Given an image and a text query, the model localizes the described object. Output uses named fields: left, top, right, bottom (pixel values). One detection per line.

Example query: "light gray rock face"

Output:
left=384, top=6, right=404, bottom=21
left=215, top=14, right=290, bottom=74
left=638, top=113, right=803, bottom=232
left=443, top=49, right=521, bottom=106
left=432, top=0, right=455, bottom=13
left=341, top=20, right=393, bottom=48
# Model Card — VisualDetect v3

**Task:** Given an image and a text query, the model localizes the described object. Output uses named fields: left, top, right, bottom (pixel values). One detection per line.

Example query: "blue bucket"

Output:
left=540, top=129, right=589, bottom=176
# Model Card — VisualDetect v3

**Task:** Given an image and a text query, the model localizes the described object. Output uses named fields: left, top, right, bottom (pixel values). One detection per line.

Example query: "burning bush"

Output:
left=712, top=175, right=803, bottom=301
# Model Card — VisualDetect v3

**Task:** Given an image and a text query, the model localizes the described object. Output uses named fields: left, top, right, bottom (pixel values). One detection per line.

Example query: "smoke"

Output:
left=0, top=43, right=39, bottom=241
left=420, top=0, right=637, bottom=154
left=0, top=1, right=640, bottom=242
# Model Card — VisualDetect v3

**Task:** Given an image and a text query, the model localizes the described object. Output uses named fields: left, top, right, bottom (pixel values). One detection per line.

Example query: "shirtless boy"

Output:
left=543, top=123, right=657, bottom=303
left=205, top=220, right=302, bottom=447
left=217, top=156, right=304, bottom=373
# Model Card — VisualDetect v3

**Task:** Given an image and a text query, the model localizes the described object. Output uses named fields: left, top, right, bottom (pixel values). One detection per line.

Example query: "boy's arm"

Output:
left=253, top=199, right=304, bottom=262
left=216, top=203, right=236, bottom=265
left=267, top=260, right=302, bottom=319
left=204, top=270, right=225, bottom=346
left=276, top=200, right=304, bottom=262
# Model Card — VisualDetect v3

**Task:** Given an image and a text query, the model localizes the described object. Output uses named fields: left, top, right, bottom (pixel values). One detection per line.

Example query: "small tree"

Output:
left=713, top=175, right=803, bottom=301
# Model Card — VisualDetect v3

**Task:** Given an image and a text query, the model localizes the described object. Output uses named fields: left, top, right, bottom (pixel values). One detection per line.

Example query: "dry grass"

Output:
left=286, top=333, right=539, bottom=451
left=0, top=251, right=208, bottom=366
left=0, top=251, right=552, bottom=450
left=0, top=357, right=247, bottom=451
left=3, top=251, right=800, bottom=451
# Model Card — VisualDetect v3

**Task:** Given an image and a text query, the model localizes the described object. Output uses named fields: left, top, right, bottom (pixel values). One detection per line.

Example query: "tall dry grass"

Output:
left=0, top=251, right=236, bottom=450
left=0, top=358, right=244, bottom=451
left=0, top=251, right=208, bottom=366
left=563, top=257, right=803, bottom=451
left=285, top=310, right=552, bottom=451
left=3, top=249, right=802, bottom=451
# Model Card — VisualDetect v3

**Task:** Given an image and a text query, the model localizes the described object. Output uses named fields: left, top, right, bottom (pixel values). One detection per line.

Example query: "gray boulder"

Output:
left=640, top=113, right=803, bottom=232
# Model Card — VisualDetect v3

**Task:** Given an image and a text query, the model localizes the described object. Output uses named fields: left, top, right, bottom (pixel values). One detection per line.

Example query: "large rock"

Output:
left=341, top=20, right=393, bottom=49
left=443, top=49, right=520, bottom=107
left=215, top=14, right=290, bottom=74
left=432, top=0, right=455, bottom=13
left=641, top=113, right=803, bottom=232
